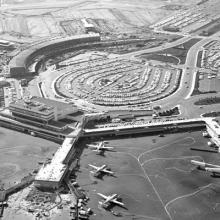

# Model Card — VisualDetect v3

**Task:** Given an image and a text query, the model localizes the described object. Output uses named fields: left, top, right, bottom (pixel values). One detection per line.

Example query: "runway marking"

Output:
left=115, top=151, right=173, bottom=220
left=138, top=136, right=196, bottom=163
left=166, top=167, right=192, bottom=173
left=164, top=183, right=213, bottom=213
left=179, top=137, right=196, bottom=146
left=141, top=155, right=203, bottom=167
left=0, top=145, right=26, bottom=151
left=149, top=173, right=172, bottom=183
left=87, top=135, right=201, bottom=219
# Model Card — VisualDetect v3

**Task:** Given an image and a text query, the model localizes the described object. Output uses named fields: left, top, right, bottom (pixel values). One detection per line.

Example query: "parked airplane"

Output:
left=88, top=164, right=114, bottom=176
left=191, top=160, right=220, bottom=176
left=97, top=193, right=125, bottom=208
left=207, top=140, right=215, bottom=147
left=207, top=139, right=220, bottom=152
left=202, top=131, right=210, bottom=138
left=87, top=142, right=114, bottom=154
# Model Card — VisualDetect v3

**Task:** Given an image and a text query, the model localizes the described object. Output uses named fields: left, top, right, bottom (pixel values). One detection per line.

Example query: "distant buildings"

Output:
left=81, top=18, right=96, bottom=33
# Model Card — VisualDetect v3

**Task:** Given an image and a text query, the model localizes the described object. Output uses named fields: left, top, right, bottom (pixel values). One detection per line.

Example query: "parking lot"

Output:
left=55, top=57, right=181, bottom=107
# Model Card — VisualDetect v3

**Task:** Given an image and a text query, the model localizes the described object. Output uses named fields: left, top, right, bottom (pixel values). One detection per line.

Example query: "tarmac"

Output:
left=75, top=131, right=220, bottom=220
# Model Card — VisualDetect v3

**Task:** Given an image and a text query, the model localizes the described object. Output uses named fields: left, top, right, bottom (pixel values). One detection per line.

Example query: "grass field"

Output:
left=195, top=96, right=220, bottom=105
left=140, top=53, right=180, bottom=64
left=76, top=131, right=220, bottom=220
left=0, top=127, right=59, bottom=189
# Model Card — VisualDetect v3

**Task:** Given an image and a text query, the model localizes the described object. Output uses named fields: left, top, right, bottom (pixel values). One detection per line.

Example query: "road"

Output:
left=119, top=34, right=219, bottom=118
left=120, top=36, right=193, bottom=59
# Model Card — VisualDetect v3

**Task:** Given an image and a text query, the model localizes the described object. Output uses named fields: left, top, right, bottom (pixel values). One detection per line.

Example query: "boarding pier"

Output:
left=83, top=118, right=207, bottom=137
left=34, top=127, right=82, bottom=189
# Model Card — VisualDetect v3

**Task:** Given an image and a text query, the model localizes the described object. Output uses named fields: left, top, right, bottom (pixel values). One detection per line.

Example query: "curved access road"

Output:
left=143, top=36, right=217, bottom=118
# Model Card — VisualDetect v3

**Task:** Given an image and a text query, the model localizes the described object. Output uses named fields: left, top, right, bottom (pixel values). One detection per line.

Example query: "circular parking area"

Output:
left=55, top=57, right=182, bottom=107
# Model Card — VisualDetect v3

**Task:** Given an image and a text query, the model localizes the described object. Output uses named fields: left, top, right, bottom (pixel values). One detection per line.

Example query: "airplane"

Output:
left=97, top=193, right=125, bottom=208
left=207, top=140, right=215, bottom=147
left=88, top=164, right=114, bottom=177
left=191, top=160, right=220, bottom=176
left=202, top=131, right=210, bottom=138
left=207, top=139, right=220, bottom=152
left=87, top=141, right=114, bottom=154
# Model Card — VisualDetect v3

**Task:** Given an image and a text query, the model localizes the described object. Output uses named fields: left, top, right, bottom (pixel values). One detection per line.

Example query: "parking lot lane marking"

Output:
left=140, top=162, right=173, bottom=220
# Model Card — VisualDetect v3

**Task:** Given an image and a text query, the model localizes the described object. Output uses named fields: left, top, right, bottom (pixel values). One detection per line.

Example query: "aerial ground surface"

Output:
left=1, top=0, right=220, bottom=219
left=0, top=0, right=200, bottom=42
left=77, top=131, right=220, bottom=220
left=0, top=127, right=59, bottom=190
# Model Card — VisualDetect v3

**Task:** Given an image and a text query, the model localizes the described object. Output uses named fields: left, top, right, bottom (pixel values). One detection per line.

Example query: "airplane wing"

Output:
left=97, top=193, right=108, bottom=200
left=112, top=199, right=125, bottom=207
left=103, top=146, right=114, bottom=150
left=205, top=167, right=220, bottom=173
left=87, top=144, right=97, bottom=149
left=103, top=169, right=114, bottom=175
left=88, top=164, right=99, bottom=170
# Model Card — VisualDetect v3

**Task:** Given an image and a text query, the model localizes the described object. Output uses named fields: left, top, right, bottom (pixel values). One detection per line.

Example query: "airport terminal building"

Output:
left=34, top=127, right=82, bottom=189
left=9, top=96, right=78, bottom=123
left=8, top=33, right=100, bottom=76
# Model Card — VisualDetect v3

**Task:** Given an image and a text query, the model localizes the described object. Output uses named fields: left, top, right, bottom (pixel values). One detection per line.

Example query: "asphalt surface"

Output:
left=76, top=131, right=220, bottom=220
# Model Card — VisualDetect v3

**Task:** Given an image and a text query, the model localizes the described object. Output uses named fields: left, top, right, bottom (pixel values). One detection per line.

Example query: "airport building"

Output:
left=9, top=33, right=100, bottom=76
left=0, top=39, right=14, bottom=48
left=204, top=118, right=220, bottom=147
left=35, top=127, right=82, bottom=189
left=81, top=18, right=96, bottom=33
left=9, top=96, right=78, bottom=123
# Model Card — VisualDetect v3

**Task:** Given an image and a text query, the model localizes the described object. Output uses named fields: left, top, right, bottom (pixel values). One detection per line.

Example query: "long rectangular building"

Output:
left=35, top=127, right=82, bottom=189
left=9, top=33, right=100, bottom=76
